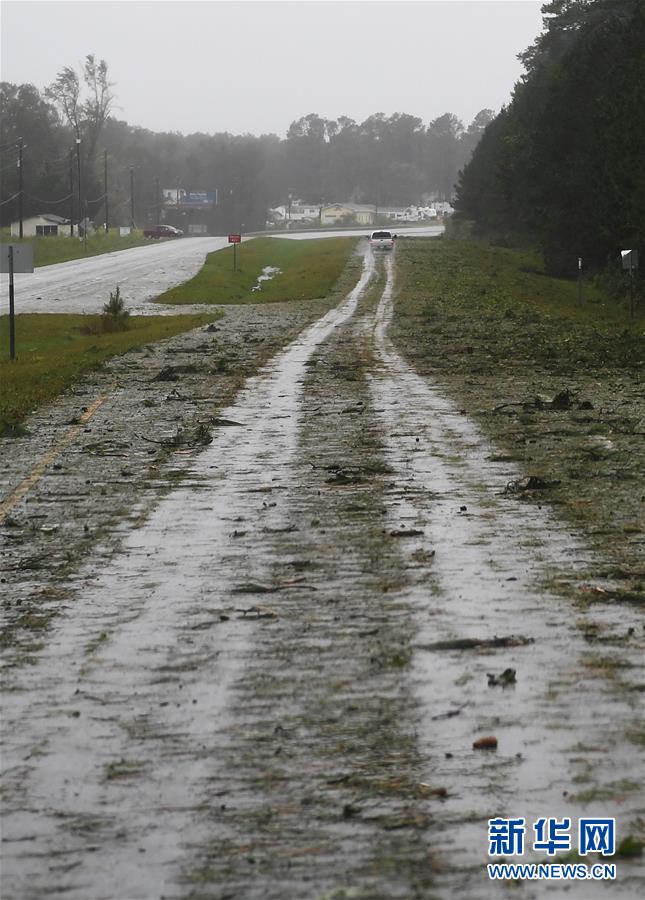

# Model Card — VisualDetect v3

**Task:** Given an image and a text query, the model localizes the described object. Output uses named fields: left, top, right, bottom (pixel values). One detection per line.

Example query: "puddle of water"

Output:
left=1, top=249, right=376, bottom=899
left=251, top=265, right=282, bottom=292
left=368, top=255, right=644, bottom=898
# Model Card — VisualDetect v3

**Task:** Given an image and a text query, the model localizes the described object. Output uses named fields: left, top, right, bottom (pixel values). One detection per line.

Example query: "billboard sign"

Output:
left=163, top=189, right=217, bottom=208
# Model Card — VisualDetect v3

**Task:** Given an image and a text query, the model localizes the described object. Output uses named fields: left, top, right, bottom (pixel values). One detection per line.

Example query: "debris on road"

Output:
left=487, top=667, right=517, bottom=687
left=473, top=736, right=498, bottom=750
left=419, top=635, right=535, bottom=651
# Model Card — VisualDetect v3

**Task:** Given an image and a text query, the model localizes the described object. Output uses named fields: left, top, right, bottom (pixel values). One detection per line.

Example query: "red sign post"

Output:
left=228, top=233, right=241, bottom=271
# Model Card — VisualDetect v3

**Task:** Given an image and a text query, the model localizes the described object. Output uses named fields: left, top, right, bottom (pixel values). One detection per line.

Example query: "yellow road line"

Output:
left=0, top=394, right=109, bottom=524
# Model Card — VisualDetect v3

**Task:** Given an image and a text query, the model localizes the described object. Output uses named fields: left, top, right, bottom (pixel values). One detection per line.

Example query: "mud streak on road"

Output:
left=1, top=248, right=643, bottom=900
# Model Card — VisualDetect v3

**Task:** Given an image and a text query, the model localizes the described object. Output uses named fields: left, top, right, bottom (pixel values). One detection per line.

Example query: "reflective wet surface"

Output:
left=2, top=246, right=643, bottom=899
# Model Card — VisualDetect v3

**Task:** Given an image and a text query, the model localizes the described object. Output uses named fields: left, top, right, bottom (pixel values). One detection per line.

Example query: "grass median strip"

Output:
left=0, top=312, right=218, bottom=429
left=155, top=236, right=356, bottom=305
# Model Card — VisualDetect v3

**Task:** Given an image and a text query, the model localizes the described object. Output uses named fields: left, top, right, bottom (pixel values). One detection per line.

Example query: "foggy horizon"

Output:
left=2, top=0, right=544, bottom=138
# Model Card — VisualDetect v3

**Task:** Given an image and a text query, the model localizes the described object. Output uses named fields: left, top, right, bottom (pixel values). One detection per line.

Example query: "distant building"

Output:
left=433, top=201, right=455, bottom=216
left=10, top=213, right=70, bottom=237
left=269, top=202, right=321, bottom=224
left=384, top=205, right=439, bottom=222
left=321, top=203, right=376, bottom=226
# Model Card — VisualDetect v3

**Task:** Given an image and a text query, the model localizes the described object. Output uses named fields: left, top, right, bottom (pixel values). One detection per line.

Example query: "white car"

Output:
left=369, top=230, right=396, bottom=251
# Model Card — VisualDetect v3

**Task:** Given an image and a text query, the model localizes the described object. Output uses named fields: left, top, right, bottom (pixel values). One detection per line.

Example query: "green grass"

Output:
left=397, top=238, right=644, bottom=369
left=156, top=236, right=356, bottom=305
left=391, top=236, right=645, bottom=576
left=0, top=312, right=218, bottom=428
left=3, top=229, right=155, bottom=267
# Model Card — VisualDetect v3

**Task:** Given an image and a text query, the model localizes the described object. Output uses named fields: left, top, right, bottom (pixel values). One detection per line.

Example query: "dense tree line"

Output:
left=1, top=57, right=493, bottom=232
left=455, top=0, right=645, bottom=277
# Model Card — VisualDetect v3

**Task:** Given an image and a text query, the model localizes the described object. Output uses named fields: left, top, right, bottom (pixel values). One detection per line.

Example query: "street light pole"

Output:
left=69, top=148, right=74, bottom=236
left=17, top=138, right=24, bottom=239
left=130, top=166, right=136, bottom=229
left=104, top=150, right=109, bottom=233
left=75, top=137, right=82, bottom=240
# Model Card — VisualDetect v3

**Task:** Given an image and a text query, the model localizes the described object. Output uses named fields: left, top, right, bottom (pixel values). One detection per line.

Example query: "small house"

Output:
left=11, top=214, right=70, bottom=237
left=321, top=203, right=376, bottom=226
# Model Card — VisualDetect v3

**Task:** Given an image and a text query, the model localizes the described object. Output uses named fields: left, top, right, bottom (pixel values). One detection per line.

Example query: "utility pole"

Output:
left=104, top=150, right=109, bottom=233
left=69, top=148, right=74, bottom=236
left=75, top=137, right=82, bottom=239
left=155, top=176, right=160, bottom=226
left=8, top=245, right=16, bottom=360
left=17, top=138, right=23, bottom=239
left=130, top=166, right=136, bottom=229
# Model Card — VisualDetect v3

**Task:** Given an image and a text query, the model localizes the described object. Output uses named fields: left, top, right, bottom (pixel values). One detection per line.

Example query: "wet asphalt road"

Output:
left=1, top=245, right=643, bottom=899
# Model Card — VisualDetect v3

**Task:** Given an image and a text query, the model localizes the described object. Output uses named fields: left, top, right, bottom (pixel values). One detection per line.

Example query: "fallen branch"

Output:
left=419, top=635, right=534, bottom=652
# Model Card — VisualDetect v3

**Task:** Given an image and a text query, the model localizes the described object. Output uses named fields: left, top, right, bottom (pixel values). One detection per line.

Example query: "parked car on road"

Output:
left=143, top=224, right=184, bottom=239
left=368, top=230, right=396, bottom=251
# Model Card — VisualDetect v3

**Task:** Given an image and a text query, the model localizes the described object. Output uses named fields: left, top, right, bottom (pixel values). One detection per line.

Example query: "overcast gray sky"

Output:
left=1, top=0, right=544, bottom=136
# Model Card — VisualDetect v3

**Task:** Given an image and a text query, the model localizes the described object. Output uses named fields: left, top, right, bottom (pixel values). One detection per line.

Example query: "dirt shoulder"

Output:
left=0, top=251, right=364, bottom=663
left=389, top=237, right=645, bottom=602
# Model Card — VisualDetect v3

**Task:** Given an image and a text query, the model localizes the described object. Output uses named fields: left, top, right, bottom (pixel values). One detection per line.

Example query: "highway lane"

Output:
left=1, top=236, right=232, bottom=316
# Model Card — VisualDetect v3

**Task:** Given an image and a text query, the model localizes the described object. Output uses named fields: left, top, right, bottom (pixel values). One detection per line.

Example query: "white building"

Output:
left=270, top=202, right=321, bottom=223
left=10, top=213, right=70, bottom=237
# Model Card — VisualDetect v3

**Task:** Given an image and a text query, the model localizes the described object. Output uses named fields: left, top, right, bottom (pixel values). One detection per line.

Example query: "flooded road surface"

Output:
left=2, top=247, right=643, bottom=899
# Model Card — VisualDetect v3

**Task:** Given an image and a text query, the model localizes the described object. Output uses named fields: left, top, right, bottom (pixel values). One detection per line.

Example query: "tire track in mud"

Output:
left=367, top=254, right=645, bottom=899
left=182, top=269, right=435, bottom=898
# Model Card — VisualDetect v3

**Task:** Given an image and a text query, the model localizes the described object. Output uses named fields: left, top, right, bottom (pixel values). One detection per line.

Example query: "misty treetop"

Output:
left=0, top=54, right=494, bottom=231
left=455, top=0, right=645, bottom=277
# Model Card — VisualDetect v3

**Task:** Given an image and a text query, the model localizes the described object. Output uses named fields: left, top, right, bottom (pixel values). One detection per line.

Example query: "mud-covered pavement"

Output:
left=1, top=246, right=644, bottom=899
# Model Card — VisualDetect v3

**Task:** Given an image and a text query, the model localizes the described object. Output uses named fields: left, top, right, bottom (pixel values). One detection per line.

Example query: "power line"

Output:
left=0, top=191, right=21, bottom=206
left=0, top=138, right=23, bottom=152
left=24, top=192, right=73, bottom=205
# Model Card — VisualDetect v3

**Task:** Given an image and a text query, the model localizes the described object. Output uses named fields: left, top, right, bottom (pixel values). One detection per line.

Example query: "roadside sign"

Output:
left=0, top=243, right=34, bottom=273
left=621, top=249, right=638, bottom=270
left=229, top=234, right=242, bottom=271
left=621, top=250, right=639, bottom=322
left=1, top=244, right=34, bottom=361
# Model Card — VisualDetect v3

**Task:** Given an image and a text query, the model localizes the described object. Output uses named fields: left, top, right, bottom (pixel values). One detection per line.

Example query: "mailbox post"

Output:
left=1, top=243, right=35, bottom=360
left=621, top=249, right=639, bottom=321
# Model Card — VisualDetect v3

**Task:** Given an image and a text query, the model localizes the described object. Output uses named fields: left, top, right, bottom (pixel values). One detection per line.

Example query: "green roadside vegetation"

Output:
left=0, top=312, right=218, bottom=429
left=2, top=229, right=155, bottom=267
left=156, top=236, right=356, bottom=305
left=392, top=237, right=645, bottom=586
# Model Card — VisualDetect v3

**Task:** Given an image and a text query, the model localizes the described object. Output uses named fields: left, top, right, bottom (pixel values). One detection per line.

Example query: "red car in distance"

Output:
left=143, top=224, right=184, bottom=239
